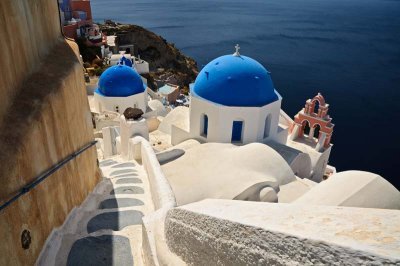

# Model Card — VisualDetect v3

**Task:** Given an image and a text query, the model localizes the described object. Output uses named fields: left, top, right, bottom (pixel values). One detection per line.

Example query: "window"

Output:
left=201, top=114, right=208, bottom=137
left=302, top=120, right=310, bottom=136
left=232, top=120, right=244, bottom=142
left=313, top=124, right=321, bottom=139
left=313, top=100, right=320, bottom=114
left=264, top=115, right=271, bottom=139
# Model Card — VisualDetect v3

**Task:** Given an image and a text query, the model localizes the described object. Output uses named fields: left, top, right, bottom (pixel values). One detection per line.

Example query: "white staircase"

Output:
left=38, top=156, right=155, bottom=266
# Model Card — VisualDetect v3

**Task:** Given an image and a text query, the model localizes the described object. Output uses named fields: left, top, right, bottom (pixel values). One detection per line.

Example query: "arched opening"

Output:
left=313, top=124, right=321, bottom=139
left=231, top=120, right=244, bottom=143
left=201, top=114, right=208, bottom=137
left=301, top=120, right=310, bottom=136
left=263, top=115, right=271, bottom=139
left=313, top=100, right=320, bottom=115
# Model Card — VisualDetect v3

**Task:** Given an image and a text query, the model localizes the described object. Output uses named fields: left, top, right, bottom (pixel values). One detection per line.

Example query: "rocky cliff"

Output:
left=99, top=21, right=198, bottom=92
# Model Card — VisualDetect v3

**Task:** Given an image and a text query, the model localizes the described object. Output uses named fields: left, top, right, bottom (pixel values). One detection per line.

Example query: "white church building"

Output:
left=94, top=45, right=338, bottom=182
left=187, top=46, right=286, bottom=144
left=93, top=64, right=147, bottom=114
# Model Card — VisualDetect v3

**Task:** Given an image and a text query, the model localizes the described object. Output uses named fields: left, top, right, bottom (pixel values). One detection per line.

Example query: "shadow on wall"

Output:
left=0, top=41, right=83, bottom=197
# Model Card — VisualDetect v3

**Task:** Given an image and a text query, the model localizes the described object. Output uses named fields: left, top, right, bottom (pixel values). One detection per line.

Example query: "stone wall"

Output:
left=0, top=1, right=100, bottom=265
left=166, top=199, right=400, bottom=265
left=0, top=0, right=61, bottom=124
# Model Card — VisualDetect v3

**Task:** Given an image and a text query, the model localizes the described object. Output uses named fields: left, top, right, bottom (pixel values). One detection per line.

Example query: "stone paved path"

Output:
left=39, top=156, right=154, bottom=266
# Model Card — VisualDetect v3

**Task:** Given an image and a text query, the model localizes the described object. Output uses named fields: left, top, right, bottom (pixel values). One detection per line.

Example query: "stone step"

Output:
left=110, top=185, right=145, bottom=195
left=50, top=231, right=138, bottom=266
left=66, top=234, right=134, bottom=266
left=92, top=179, right=145, bottom=196
left=38, top=157, right=151, bottom=266
left=107, top=168, right=139, bottom=177
left=98, top=197, right=145, bottom=209
left=70, top=205, right=147, bottom=235
left=86, top=209, right=144, bottom=233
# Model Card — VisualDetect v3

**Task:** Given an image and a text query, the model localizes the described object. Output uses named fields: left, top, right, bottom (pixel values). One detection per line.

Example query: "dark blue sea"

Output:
left=91, top=0, right=400, bottom=188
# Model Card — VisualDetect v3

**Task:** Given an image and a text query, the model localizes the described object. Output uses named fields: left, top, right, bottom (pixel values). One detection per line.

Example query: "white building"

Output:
left=185, top=47, right=285, bottom=144
left=164, top=46, right=331, bottom=181
left=109, top=53, right=150, bottom=74
left=95, top=46, right=336, bottom=182
left=93, top=64, right=147, bottom=114
left=133, top=56, right=150, bottom=74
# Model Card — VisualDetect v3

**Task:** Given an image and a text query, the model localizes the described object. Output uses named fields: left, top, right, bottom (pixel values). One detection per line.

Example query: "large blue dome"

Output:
left=192, top=54, right=278, bottom=107
left=96, top=65, right=145, bottom=97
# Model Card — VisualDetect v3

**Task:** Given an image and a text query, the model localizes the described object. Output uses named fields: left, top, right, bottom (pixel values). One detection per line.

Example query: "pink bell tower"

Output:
left=289, top=93, right=334, bottom=150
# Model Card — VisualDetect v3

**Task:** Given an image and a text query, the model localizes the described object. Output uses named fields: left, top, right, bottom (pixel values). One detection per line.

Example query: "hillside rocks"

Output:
left=99, top=21, right=198, bottom=92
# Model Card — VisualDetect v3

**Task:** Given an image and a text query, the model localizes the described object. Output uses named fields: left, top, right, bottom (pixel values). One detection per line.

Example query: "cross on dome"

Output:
left=233, top=44, right=240, bottom=57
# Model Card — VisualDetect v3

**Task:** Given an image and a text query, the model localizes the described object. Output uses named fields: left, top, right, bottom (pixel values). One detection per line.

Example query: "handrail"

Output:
left=0, top=140, right=97, bottom=212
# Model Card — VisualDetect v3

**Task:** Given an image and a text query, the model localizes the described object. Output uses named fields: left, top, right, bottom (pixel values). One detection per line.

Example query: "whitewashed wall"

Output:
left=189, top=91, right=283, bottom=144
left=94, top=91, right=147, bottom=114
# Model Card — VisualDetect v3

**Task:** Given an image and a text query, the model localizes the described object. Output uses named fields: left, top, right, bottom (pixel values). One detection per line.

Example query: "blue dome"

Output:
left=96, top=65, right=145, bottom=97
left=119, top=56, right=133, bottom=67
left=192, top=54, right=278, bottom=107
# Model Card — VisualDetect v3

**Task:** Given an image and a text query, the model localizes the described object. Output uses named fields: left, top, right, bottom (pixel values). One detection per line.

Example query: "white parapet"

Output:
left=165, top=199, right=400, bottom=265
left=102, top=126, right=120, bottom=158
left=120, top=116, right=149, bottom=159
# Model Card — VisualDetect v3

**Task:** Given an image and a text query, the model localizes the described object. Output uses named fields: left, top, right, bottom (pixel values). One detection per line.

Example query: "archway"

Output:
left=301, top=120, right=310, bottom=136
left=313, top=100, right=320, bottom=115
left=313, top=124, right=321, bottom=139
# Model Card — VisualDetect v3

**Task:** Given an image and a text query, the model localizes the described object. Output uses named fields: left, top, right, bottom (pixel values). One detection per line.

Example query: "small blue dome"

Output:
left=119, top=56, right=133, bottom=67
left=96, top=65, right=145, bottom=97
left=192, top=54, right=278, bottom=107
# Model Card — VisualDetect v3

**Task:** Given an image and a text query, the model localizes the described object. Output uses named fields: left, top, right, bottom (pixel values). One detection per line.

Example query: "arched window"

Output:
left=302, top=120, right=311, bottom=136
left=263, top=115, right=271, bottom=139
left=232, top=120, right=244, bottom=143
left=313, top=100, right=320, bottom=115
left=313, top=124, right=321, bottom=139
left=201, top=114, right=208, bottom=137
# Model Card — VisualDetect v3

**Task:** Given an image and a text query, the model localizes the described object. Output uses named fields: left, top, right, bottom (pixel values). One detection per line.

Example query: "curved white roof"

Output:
left=294, top=171, right=400, bottom=209
left=158, top=106, right=189, bottom=134
left=162, top=142, right=295, bottom=205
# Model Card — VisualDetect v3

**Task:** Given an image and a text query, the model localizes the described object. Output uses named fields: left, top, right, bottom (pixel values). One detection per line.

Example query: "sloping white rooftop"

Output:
left=162, top=142, right=296, bottom=205
left=294, top=170, right=400, bottom=209
left=157, top=106, right=189, bottom=134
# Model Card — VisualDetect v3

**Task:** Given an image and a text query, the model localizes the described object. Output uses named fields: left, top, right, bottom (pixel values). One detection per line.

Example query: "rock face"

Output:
left=99, top=21, right=198, bottom=92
